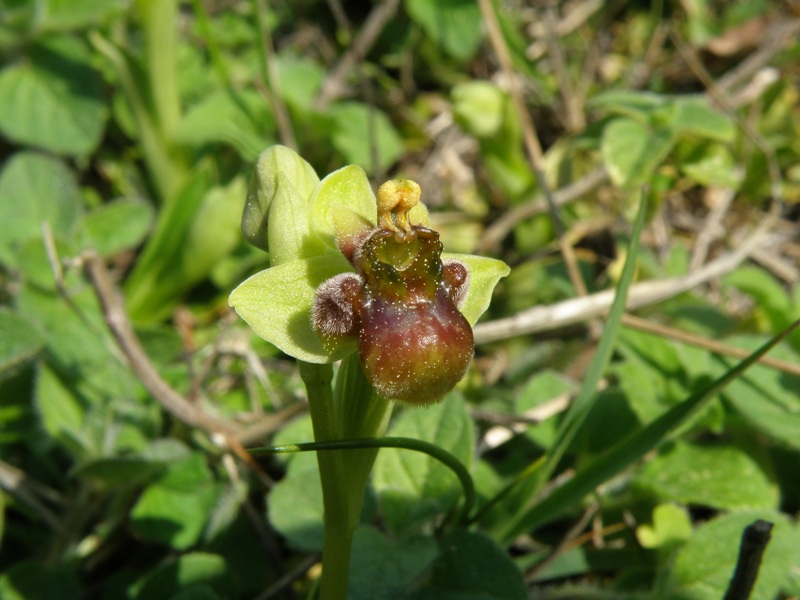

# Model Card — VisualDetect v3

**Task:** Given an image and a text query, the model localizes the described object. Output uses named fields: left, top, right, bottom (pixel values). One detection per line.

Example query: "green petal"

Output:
left=309, top=164, right=377, bottom=250
left=443, top=253, right=510, bottom=326
left=241, top=146, right=319, bottom=252
left=229, top=255, right=356, bottom=363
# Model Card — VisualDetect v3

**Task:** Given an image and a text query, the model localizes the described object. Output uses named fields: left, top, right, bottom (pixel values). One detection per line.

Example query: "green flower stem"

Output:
left=250, top=435, right=476, bottom=525
left=298, top=355, right=392, bottom=600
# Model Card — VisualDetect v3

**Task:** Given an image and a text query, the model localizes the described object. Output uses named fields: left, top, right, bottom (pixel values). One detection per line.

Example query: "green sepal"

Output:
left=443, top=253, right=510, bottom=325
left=267, top=172, right=326, bottom=266
left=309, top=164, right=377, bottom=250
left=241, top=146, right=319, bottom=252
left=229, top=254, right=356, bottom=363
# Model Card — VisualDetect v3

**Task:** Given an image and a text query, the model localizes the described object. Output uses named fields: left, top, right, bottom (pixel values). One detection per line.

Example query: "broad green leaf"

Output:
left=0, top=35, right=106, bottom=156
left=406, top=0, right=483, bottom=60
left=228, top=254, right=355, bottom=363
left=175, top=89, right=276, bottom=161
left=309, top=164, right=377, bottom=250
left=373, top=393, right=474, bottom=536
left=724, top=267, right=794, bottom=333
left=527, top=546, right=659, bottom=583
left=268, top=451, right=324, bottom=551
left=443, top=253, right=510, bottom=326
left=0, top=562, right=81, bottom=600
left=276, top=52, right=325, bottom=113
left=0, top=309, right=43, bottom=374
left=0, top=152, right=82, bottom=268
left=452, top=81, right=506, bottom=138
left=601, top=117, right=675, bottom=187
left=78, top=198, right=155, bottom=258
left=587, top=90, right=667, bottom=119
left=35, top=364, right=91, bottom=456
left=673, top=97, right=736, bottom=142
left=665, top=510, right=797, bottom=600
left=329, top=102, right=404, bottom=175
left=72, top=456, right=165, bottom=487
left=716, top=337, right=800, bottom=448
left=637, top=503, right=693, bottom=550
left=635, top=441, right=778, bottom=510
left=680, top=143, right=742, bottom=188
left=130, top=453, right=219, bottom=550
left=19, top=284, right=144, bottom=428
left=133, top=553, right=235, bottom=600
left=241, top=145, right=320, bottom=252
left=41, top=0, right=128, bottom=30
left=349, top=527, right=438, bottom=600
left=411, top=530, right=526, bottom=600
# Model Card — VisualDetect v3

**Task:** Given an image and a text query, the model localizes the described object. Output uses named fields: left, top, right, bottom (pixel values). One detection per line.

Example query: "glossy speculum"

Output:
left=312, top=180, right=473, bottom=405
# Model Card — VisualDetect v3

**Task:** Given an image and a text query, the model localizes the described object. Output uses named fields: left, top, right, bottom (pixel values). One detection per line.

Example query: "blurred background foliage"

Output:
left=1, top=0, right=800, bottom=598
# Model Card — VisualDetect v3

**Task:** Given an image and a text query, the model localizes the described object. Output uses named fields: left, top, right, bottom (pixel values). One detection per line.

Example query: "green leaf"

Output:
left=241, top=145, right=320, bottom=252
left=588, top=90, right=667, bottom=119
left=329, top=102, right=404, bottom=175
left=133, top=553, right=235, bottom=600
left=443, top=253, right=510, bottom=326
left=680, top=143, right=743, bottom=188
left=40, top=0, right=128, bottom=30
left=373, top=393, right=474, bottom=536
left=452, top=81, right=506, bottom=138
left=268, top=451, right=324, bottom=551
left=35, top=364, right=91, bottom=456
left=717, top=337, right=800, bottom=449
left=0, top=35, right=106, bottom=156
left=309, top=164, right=377, bottom=250
left=673, top=97, right=736, bottom=142
left=636, top=503, right=693, bottom=550
left=601, top=117, right=675, bottom=187
left=175, top=89, right=276, bottom=160
left=276, top=52, right=325, bottom=113
left=635, top=441, right=778, bottom=510
left=349, top=527, right=438, bottom=600
left=229, top=254, right=355, bottom=363
left=72, top=456, right=166, bottom=487
left=78, top=198, right=155, bottom=258
left=665, top=510, right=797, bottom=600
left=406, top=0, right=483, bottom=60
left=0, top=309, right=43, bottom=374
left=0, top=151, right=82, bottom=268
left=0, top=562, right=81, bottom=600
left=130, top=453, right=219, bottom=550
left=412, top=530, right=526, bottom=600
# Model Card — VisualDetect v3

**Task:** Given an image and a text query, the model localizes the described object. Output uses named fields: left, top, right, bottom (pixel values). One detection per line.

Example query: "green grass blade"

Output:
left=508, top=318, right=800, bottom=535
left=495, top=191, right=648, bottom=542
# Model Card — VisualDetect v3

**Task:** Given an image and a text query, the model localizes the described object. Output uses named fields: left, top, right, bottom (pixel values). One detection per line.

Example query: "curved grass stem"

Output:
left=250, top=435, right=476, bottom=525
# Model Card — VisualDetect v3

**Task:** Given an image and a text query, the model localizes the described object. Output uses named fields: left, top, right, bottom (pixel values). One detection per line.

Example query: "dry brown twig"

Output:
left=478, top=0, right=598, bottom=338
left=82, top=252, right=304, bottom=448
left=315, top=0, right=402, bottom=109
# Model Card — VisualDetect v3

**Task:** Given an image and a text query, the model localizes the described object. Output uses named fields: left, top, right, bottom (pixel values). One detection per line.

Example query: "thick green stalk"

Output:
left=299, top=355, right=392, bottom=600
left=133, top=0, right=187, bottom=201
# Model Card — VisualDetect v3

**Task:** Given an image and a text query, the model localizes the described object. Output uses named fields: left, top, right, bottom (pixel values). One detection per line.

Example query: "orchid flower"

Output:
left=229, top=146, right=509, bottom=404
